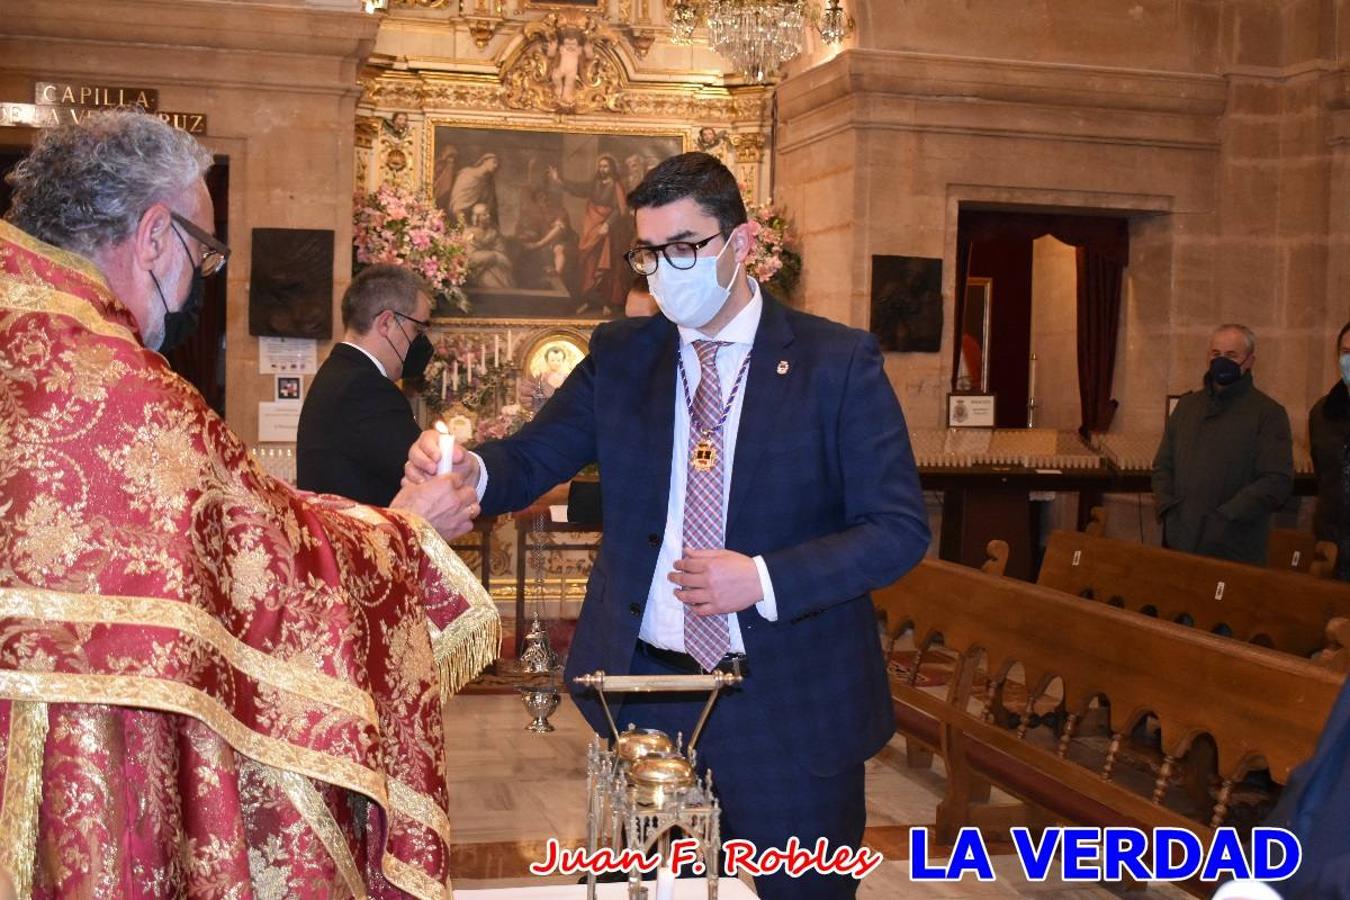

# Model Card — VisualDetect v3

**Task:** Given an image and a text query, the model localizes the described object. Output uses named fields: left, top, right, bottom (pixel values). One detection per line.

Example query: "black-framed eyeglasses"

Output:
left=390, top=309, right=431, bottom=337
left=171, top=212, right=230, bottom=277
left=623, top=231, right=726, bottom=277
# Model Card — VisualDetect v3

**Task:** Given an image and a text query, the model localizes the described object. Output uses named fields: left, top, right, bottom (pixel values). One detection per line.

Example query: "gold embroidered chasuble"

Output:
left=0, top=221, right=500, bottom=899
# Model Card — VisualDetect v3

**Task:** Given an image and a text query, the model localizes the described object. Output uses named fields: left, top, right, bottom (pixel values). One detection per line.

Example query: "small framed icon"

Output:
left=947, top=392, right=996, bottom=428
left=275, top=374, right=302, bottom=402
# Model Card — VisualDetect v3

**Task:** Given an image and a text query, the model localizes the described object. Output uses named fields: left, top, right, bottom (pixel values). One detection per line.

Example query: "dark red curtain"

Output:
left=951, top=235, right=974, bottom=391
left=953, top=210, right=1129, bottom=435
left=1075, top=247, right=1123, bottom=437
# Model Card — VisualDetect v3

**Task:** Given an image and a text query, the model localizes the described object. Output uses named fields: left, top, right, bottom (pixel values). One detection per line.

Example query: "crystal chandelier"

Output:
left=816, top=0, right=853, bottom=44
left=705, top=0, right=806, bottom=83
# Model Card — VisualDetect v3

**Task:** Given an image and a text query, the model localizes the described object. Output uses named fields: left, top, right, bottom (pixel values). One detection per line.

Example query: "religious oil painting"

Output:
left=869, top=255, right=943, bottom=353
left=518, top=330, right=588, bottom=413
left=428, top=121, right=684, bottom=322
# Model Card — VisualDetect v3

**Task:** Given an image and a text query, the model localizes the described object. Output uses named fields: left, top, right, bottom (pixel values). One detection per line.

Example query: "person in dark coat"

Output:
left=1152, top=324, right=1294, bottom=564
left=1308, top=321, right=1350, bottom=580
left=297, top=265, right=434, bottom=506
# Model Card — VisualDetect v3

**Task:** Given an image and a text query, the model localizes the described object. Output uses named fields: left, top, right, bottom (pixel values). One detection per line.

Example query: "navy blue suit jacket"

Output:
left=478, top=296, right=930, bottom=775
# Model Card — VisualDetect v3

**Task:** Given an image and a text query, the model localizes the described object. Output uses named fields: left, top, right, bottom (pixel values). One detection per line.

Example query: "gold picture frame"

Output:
left=425, top=117, right=687, bottom=324
left=516, top=328, right=591, bottom=412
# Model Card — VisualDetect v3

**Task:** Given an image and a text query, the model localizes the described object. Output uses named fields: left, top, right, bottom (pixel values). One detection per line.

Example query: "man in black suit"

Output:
left=297, top=264, right=434, bottom=505
left=406, top=153, right=930, bottom=898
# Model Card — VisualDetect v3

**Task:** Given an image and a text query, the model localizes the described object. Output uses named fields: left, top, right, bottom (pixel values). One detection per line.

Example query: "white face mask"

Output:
left=648, top=235, right=738, bottom=330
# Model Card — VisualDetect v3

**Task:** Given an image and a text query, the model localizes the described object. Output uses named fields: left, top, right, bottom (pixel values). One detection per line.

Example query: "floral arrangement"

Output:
left=744, top=203, right=802, bottom=299
left=419, top=332, right=519, bottom=417
left=353, top=185, right=471, bottom=311
left=473, top=404, right=533, bottom=445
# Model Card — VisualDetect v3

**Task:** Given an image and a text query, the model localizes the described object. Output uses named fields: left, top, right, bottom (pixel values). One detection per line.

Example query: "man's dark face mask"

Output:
left=1209, top=355, right=1244, bottom=387
left=149, top=227, right=204, bottom=354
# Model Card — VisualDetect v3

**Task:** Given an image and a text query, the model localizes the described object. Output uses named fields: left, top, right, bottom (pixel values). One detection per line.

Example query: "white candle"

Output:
left=441, top=367, right=447, bottom=400
left=434, top=421, right=455, bottom=476
left=655, top=861, right=675, bottom=900
left=452, top=359, right=459, bottom=391
left=507, top=329, right=515, bottom=358
left=494, top=334, right=500, bottom=368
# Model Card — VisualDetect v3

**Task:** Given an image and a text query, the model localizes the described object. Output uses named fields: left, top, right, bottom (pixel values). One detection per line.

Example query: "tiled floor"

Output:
left=442, top=692, right=1192, bottom=898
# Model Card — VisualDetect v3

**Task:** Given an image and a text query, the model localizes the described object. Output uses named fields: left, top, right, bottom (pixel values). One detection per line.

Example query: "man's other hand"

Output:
left=668, top=549, right=762, bottom=615
left=405, top=428, right=481, bottom=488
left=390, top=473, right=480, bottom=540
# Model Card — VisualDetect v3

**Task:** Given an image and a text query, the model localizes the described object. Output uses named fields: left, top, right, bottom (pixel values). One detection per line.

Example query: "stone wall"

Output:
left=777, top=0, right=1349, bottom=448
left=0, top=0, right=377, bottom=446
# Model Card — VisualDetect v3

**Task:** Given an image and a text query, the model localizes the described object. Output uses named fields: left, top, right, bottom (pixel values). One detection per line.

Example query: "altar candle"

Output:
left=494, top=334, right=500, bottom=368
left=452, top=359, right=459, bottom=391
left=655, top=861, right=676, bottom=900
left=440, top=367, right=447, bottom=400
left=507, top=328, right=515, bottom=358
left=434, top=421, right=455, bottom=477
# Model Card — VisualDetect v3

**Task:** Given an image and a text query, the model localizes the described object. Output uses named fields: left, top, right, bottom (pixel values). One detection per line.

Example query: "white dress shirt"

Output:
left=470, top=281, right=780, bottom=654
left=342, top=340, right=387, bottom=378
left=639, top=280, right=778, bottom=653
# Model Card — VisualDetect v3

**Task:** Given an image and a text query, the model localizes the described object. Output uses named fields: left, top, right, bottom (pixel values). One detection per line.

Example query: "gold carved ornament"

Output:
left=501, top=13, right=625, bottom=114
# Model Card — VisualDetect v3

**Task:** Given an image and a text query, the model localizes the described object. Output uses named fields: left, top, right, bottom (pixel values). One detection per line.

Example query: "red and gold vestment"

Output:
left=0, top=221, right=499, bottom=899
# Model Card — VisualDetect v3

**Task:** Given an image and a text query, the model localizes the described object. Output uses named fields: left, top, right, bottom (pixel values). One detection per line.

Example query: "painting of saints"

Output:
left=428, top=124, right=683, bottom=319
left=547, top=155, right=628, bottom=316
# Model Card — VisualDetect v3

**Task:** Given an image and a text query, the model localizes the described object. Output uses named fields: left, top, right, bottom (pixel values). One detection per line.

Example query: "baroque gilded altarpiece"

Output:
left=356, top=0, right=775, bottom=609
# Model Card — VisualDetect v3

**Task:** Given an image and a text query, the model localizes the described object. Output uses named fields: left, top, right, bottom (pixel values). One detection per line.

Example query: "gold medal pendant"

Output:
left=691, top=438, right=717, bottom=471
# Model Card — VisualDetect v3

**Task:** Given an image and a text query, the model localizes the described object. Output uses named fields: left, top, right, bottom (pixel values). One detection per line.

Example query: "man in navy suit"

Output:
left=407, top=153, right=929, bottom=898
left=298, top=264, right=435, bottom=506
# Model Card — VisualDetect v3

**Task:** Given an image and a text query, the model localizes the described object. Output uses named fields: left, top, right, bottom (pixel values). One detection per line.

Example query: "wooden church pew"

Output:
left=1037, top=529, right=1350, bottom=669
left=1267, top=527, right=1339, bottom=578
left=874, top=560, right=1344, bottom=848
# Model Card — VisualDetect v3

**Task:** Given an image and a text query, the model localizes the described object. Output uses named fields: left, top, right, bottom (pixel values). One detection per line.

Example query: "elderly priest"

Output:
left=0, top=112, right=497, bottom=898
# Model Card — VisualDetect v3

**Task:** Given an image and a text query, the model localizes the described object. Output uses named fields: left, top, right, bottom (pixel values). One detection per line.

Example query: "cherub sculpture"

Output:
left=547, top=26, right=594, bottom=106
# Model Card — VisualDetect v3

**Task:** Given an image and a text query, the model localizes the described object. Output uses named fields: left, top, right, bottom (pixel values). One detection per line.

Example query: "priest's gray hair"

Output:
left=1214, top=323, right=1257, bottom=356
left=4, top=110, right=212, bottom=257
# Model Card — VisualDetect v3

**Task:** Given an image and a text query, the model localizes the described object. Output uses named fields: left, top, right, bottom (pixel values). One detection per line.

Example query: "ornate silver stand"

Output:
left=575, top=670, right=741, bottom=900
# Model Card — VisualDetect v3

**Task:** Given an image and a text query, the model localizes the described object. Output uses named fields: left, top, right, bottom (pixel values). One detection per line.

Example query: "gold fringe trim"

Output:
left=430, top=604, right=502, bottom=700
left=345, top=505, right=501, bottom=699
left=401, top=514, right=501, bottom=699
left=0, top=701, right=50, bottom=899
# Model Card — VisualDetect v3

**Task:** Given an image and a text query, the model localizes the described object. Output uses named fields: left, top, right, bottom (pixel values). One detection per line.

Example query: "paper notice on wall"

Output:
left=258, top=400, right=302, bottom=442
left=258, top=337, right=317, bottom=375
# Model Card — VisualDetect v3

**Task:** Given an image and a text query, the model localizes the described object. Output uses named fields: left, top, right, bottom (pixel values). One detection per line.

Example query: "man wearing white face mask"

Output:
left=406, top=152, right=930, bottom=899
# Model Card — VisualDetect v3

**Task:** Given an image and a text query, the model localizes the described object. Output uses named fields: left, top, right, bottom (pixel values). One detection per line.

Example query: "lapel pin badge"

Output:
left=776, top=360, right=790, bottom=375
